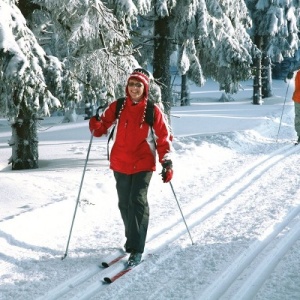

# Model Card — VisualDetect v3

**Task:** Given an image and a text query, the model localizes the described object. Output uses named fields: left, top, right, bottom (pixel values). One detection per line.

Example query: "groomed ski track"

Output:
left=38, top=140, right=300, bottom=300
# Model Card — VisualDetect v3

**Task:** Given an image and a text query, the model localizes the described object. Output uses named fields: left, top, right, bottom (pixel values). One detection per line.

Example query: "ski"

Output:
left=103, top=262, right=142, bottom=283
left=103, top=252, right=151, bottom=283
left=101, top=252, right=127, bottom=268
left=103, top=265, right=133, bottom=283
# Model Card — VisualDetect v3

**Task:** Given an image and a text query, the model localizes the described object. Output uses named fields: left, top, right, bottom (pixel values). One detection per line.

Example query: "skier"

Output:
left=291, top=70, right=300, bottom=144
left=89, top=68, right=173, bottom=266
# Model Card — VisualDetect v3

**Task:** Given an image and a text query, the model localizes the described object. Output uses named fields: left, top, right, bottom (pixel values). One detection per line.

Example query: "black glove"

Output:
left=95, top=105, right=103, bottom=121
left=161, top=160, right=173, bottom=183
left=286, top=72, right=294, bottom=80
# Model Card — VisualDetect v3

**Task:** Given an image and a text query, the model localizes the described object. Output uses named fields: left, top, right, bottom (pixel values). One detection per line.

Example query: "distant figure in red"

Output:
left=89, top=68, right=173, bottom=266
left=292, top=70, right=300, bottom=143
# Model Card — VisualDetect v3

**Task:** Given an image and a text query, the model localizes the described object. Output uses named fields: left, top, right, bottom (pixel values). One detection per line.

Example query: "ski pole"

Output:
left=61, top=130, right=94, bottom=260
left=61, top=108, right=101, bottom=260
left=276, top=79, right=291, bottom=142
left=169, top=182, right=194, bottom=245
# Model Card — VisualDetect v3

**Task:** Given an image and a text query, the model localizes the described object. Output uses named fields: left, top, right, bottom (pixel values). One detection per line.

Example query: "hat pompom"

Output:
left=133, top=68, right=152, bottom=79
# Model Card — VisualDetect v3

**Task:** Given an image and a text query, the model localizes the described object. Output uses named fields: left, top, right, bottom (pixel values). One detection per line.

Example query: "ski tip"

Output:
left=103, top=277, right=112, bottom=284
left=102, top=262, right=109, bottom=268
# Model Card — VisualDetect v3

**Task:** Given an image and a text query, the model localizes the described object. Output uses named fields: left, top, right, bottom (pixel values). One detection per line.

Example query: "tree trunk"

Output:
left=180, top=74, right=189, bottom=106
left=11, top=112, right=39, bottom=170
left=262, top=36, right=273, bottom=98
left=253, top=35, right=263, bottom=105
left=153, top=16, right=172, bottom=119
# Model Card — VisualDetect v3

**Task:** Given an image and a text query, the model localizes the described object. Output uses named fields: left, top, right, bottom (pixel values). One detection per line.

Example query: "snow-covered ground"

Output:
left=1, top=79, right=300, bottom=300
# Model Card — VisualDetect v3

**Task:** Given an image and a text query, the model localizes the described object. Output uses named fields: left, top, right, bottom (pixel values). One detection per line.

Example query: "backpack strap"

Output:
left=107, top=126, right=115, bottom=160
left=107, top=97, right=125, bottom=144
left=145, top=100, right=154, bottom=126
left=115, top=97, right=126, bottom=118
left=107, top=97, right=125, bottom=160
left=145, top=100, right=156, bottom=148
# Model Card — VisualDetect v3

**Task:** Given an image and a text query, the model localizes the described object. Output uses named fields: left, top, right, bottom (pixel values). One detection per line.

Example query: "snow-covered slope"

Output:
left=1, top=80, right=299, bottom=300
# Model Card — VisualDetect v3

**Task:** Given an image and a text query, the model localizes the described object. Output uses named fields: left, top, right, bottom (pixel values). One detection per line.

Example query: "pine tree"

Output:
left=0, top=1, right=61, bottom=169
left=192, top=0, right=256, bottom=95
left=245, top=0, right=300, bottom=103
left=0, top=0, right=136, bottom=169
left=106, top=0, right=257, bottom=108
left=28, top=0, right=138, bottom=100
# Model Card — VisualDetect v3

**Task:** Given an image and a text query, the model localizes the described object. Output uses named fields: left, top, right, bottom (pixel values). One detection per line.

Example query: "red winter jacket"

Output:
left=89, top=97, right=172, bottom=174
left=293, top=71, right=300, bottom=103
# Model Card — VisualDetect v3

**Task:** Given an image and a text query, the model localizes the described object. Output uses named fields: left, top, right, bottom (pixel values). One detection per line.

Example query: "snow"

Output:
left=1, top=78, right=300, bottom=300
left=0, top=2, right=28, bottom=77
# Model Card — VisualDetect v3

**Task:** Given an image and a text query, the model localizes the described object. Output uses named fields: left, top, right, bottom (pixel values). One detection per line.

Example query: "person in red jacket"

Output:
left=89, top=68, right=173, bottom=266
left=292, top=70, right=300, bottom=143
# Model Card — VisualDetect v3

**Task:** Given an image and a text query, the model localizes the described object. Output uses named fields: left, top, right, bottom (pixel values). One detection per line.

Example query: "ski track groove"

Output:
left=35, top=250, right=126, bottom=300
left=38, top=143, right=300, bottom=299
left=231, top=216, right=300, bottom=300
left=198, top=205, right=300, bottom=299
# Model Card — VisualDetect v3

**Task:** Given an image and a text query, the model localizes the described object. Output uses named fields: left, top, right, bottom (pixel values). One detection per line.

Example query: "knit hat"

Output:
left=126, top=68, right=150, bottom=98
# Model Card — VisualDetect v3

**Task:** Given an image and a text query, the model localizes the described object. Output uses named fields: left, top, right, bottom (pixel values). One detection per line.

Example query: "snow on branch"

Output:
left=0, top=2, right=28, bottom=77
left=0, top=1, right=63, bottom=119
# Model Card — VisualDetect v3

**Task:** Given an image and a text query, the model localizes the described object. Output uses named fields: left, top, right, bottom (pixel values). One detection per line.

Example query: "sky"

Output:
left=0, top=78, right=300, bottom=300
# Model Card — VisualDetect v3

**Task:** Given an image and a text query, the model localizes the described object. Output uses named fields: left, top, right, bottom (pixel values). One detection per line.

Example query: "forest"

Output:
left=1, top=0, right=300, bottom=169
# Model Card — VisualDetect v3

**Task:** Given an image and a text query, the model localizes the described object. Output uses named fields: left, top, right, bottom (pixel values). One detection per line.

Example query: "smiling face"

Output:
left=127, top=79, right=145, bottom=102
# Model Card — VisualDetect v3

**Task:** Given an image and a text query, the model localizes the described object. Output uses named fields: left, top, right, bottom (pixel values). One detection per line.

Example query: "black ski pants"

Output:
left=114, top=171, right=152, bottom=253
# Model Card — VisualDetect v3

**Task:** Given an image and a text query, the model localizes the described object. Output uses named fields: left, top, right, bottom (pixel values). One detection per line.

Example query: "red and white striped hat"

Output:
left=127, top=68, right=151, bottom=97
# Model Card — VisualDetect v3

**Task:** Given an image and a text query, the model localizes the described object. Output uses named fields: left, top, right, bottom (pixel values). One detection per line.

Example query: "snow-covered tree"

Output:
left=0, top=0, right=137, bottom=169
left=193, top=0, right=257, bottom=95
left=26, top=0, right=138, bottom=100
left=0, top=0, right=61, bottom=169
left=246, top=0, right=300, bottom=103
left=106, top=0, right=257, bottom=110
